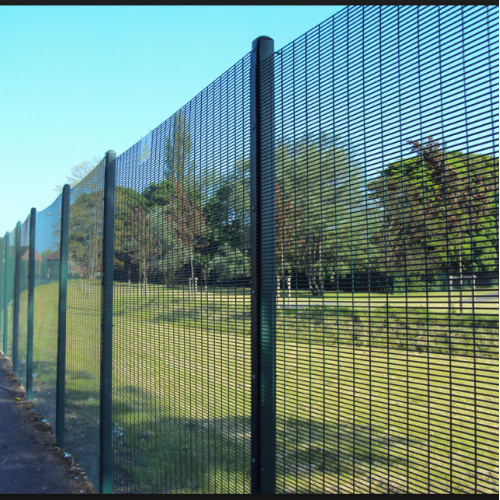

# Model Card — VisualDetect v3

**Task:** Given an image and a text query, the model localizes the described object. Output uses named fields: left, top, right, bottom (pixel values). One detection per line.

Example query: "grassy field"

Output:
left=32, top=280, right=61, bottom=434
left=22, top=280, right=499, bottom=493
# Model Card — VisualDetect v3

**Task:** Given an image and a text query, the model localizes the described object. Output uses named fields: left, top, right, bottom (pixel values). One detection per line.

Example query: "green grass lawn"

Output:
left=24, top=280, right=500, bottom=493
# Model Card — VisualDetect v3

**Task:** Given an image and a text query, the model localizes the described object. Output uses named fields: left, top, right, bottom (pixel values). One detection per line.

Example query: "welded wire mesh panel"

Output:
left=5, top=229, right=16, bottom=360
left=112, top=53, right=252, bottom=493
left=16, top=215, right=30, bottom=389
left=65, top=160, right=105, bottom=490
left=262, top=5, right=498, bottom=494
left=32, top=194, right=62, bottom=431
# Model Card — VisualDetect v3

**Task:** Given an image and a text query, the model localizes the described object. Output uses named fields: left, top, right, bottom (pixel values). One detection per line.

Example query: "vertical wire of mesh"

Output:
left=32, top=194, right=62, bottom=430
left=263, top=5, right=498, bottom=494
left=64, top=159, right=105, bottom=490
left=112, top=53, right=252, bottom=494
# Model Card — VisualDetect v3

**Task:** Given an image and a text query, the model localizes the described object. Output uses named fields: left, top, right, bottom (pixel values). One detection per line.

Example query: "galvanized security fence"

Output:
left=1, top=5, right=498, bottom=494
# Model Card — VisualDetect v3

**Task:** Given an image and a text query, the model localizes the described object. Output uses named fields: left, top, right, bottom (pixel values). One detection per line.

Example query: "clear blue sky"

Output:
left=0, top=5, right=345, bottom=235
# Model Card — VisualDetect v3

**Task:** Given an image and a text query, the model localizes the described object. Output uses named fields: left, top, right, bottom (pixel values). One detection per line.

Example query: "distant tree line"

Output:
left=66, top=112, right=499, bottom=296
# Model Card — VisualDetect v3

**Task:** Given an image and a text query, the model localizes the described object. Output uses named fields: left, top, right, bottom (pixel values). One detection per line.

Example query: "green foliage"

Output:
left=164, top=112, right=193, bottom=185
left=142, top=179, right=174, bottom=209
left=114, top=186, right=148, bottom=271
left=40, top=248, right=54, bottom=259
left=68, top=167, right=104, bottom=279
left=113, top=127, right=498, bottom=296
left=149, top=206, right=190, bottom=283
left=209, top=243, right=250, bottom=282
left=369, top=137, right=499, bottom=282
left=203, top=182, right=245, bottom=257
left=275, top=134, right=370, bottom=295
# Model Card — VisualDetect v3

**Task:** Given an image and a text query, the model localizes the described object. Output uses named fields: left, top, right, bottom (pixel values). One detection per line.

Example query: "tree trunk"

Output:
left=278, top=251, right=285, bottom=301
left=459, top=243, right=463, bottom=314
left=308, top=238, right=324, bottom=297
left=190, top=248, right=196, bottom=299
left=309, top=274, right=318, bottom=296
left=317, top=239, right=324, bottom=296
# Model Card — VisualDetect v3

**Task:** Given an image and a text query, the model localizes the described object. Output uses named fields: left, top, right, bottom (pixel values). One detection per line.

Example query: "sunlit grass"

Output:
left=29, top=279, right=499, bottom=493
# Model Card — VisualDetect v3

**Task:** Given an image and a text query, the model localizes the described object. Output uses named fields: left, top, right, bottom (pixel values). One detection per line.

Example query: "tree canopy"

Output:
left=108, top=121, right=497, bottom=295
left=368, top=137, right=498, bottom=288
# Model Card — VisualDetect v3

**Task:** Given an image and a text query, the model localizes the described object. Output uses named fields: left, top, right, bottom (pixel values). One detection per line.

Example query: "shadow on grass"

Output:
left=64, top=375, right=101, bottom=490
left=275, top=415, right=414, bottom=494
left=47, top=373, right=496, bottom=494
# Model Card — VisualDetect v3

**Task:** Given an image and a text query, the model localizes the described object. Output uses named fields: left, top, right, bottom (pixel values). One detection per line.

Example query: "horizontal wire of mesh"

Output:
left=16, top=215, right=31, bottom=390
left=64, top=160, right=105, bottom=491
left=260, top=5, right=498, bottom=494
left=32, top=194, right=62, bottom=433
left=112, top=52, right=252, bottom=494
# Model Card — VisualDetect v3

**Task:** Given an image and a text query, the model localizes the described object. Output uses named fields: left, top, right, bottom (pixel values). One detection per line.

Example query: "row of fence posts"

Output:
left=1, top=36, right=277, bottom=494
left=1, top=151, right=116, bottom=493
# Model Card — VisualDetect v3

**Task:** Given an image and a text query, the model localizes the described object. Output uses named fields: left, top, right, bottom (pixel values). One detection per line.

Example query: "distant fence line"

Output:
left=1, top=5, right=498, bottom=494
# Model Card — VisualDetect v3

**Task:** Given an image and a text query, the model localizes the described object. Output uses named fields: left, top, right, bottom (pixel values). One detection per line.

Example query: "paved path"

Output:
left=463, top=292, right=499, bottom=303
left=277, top=293, right=498, bottom=309
left=0, top=354, right=93, bottom=494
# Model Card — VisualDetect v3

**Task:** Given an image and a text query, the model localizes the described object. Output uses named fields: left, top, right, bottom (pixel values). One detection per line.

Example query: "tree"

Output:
left=209, top=242, right=250, bottom=284
left=40, top=249, right=54, bottom=259
left=126, top=206, right=163, bottom=295
left=161, top=111, right=212, bottom=297
left=148, top=205, right=190, bottom=286
left=67, top=168, right=104, bottom=297
left=369, top=136, right=498, bottom=293
left=164, top=181, right=208, bottom=298
left=142, top=179, right=174, bottom=210
left=203, top=181, right=246, bottom=257
left=55, top=157, right=101, bottom=192
left=408, top=138, right=498, bottom=275
left=275, top=181, right=304, bottom=302
left=275, top=134, right=364, bottom=296
left=164, top=112, right=193, bottom=186
left=113, top=186, right=148, bottom=287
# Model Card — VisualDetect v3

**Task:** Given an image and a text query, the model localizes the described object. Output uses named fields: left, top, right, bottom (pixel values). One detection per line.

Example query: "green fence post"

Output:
left=56, top=185, right=70, bottom=448
left=26, top=208, right=36, bottom=400
left=100, top=150, right=116, bottom=494
left=2, top=234, right=7, bottom=355
left=12, top=221, right=21, bottom=376
left=250, top=35, right=276, bottom=494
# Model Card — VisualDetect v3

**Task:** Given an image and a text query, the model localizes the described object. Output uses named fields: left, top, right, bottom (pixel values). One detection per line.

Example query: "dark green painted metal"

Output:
left=2, top=233, right=8, bottom=355
left=12, top=222, right=21, bottom=376
left=99, top=150, right=116, bottom=494
left=26, top=208, right=36, bottom=401
left=250, top=35, right=276, bottom=495
left=56, top=184, right=70, bottom=448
